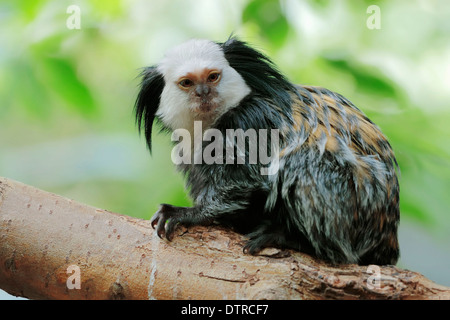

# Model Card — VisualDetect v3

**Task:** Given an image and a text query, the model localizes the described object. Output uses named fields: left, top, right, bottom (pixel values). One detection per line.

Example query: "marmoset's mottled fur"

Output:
left=135, top=37, right=400, bottom=265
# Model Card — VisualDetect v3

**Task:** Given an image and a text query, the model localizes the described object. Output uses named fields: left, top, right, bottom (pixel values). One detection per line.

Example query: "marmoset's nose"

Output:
left=195, top=84, right=211, bottom=97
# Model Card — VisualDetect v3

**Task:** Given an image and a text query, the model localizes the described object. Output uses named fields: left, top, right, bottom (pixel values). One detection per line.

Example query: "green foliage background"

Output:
left=1, top=0, right=449, bottom=289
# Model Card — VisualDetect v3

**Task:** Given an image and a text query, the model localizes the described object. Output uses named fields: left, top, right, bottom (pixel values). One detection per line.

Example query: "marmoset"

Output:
left=135, top=37, right=400, bottom=265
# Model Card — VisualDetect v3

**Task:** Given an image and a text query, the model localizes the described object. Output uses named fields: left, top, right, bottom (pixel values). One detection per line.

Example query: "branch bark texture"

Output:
left=0, top=177, right=449, bottom=300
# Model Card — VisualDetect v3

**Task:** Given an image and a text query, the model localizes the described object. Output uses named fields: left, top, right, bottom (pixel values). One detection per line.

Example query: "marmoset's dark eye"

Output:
left=207, top=72, right=221, bottom=83
left=178, top=78, right=194, bottom=89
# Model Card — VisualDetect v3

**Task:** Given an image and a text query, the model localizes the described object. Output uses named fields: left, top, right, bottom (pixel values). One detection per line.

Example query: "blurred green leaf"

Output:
left=91, top=0, right=124, bottom=19
left=399, top=153, right=450, bottom=226
left=15, top=0, right=47, bottom=21
left=6, top=60, right=52, bottom=118
left=39, top=57, right=97, bottom=117
left=322, top=57, right=399, bottom=99
left=243, top=0, right=289, bottom=46
left=400, top=198, right=430, bottom=224
left=309, top=0, right=330, bottom=7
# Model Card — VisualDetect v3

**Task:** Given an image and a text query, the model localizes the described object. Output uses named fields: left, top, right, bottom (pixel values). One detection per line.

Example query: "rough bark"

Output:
left=0, top=177, right=449, bottom=300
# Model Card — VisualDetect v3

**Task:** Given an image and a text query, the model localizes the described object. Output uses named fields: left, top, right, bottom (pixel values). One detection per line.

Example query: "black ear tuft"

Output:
left=219, top=37, right=295, bottom=111
left=134, top=66, right=165, bottom=153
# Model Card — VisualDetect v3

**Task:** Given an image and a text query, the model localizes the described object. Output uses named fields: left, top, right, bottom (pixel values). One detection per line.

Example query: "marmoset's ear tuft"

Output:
left=134, top=66, right=165, bottom=153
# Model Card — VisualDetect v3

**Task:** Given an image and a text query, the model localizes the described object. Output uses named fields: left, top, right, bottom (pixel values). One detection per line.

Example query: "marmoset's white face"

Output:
left=156, top=39, right=251, bottom=131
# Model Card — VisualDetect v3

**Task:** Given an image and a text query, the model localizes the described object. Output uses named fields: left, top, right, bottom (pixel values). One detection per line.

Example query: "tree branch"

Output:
left=0, top=177, right=449, bottom=300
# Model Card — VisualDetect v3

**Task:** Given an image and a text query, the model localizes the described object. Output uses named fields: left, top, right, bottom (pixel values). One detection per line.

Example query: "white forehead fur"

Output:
left=156, top=39, right=251, bottom=133
left=158, top=39, right=228, bottom=80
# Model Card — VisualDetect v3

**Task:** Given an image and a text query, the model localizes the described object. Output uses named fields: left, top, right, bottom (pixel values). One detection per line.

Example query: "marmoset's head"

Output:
left=135, top=37, right=293, bottom=152
left=157, top=39, right=250, bottom=127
